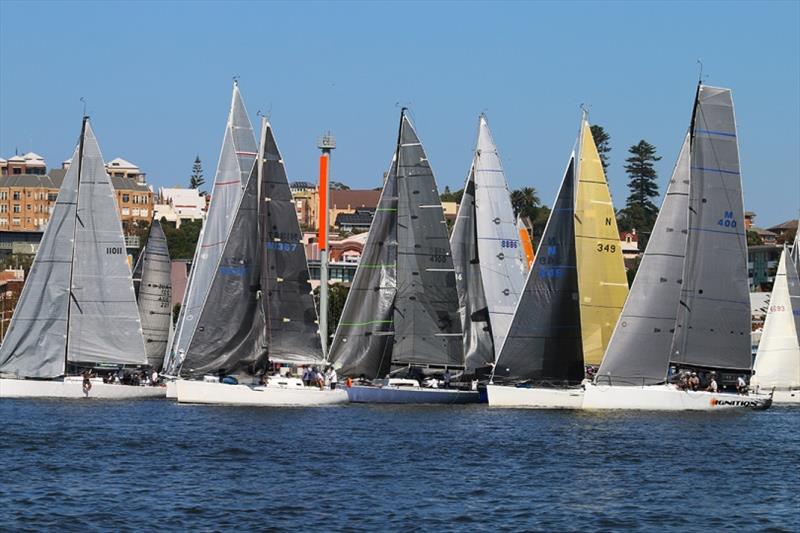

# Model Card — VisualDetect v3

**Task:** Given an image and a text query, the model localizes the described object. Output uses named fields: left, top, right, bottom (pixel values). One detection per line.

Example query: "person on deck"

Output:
left=737, top=375, right=747, bottom=395
left=82, top=370, right=93, bottom=396
left=689, top=372, right=700, bottom=391
left=706, top=373, right=718, bottom=393
left=326, top=367, right=338, bottom=390
left=443, top=369, right=451, bottom=389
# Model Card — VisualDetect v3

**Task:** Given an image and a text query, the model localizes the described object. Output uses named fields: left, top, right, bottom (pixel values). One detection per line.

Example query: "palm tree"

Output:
left=510, top=187, right=541, bottom=221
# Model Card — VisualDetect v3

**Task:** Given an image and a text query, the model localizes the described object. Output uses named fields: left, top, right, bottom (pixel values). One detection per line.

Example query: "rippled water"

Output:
left=1, top=400, right=797, bottom=531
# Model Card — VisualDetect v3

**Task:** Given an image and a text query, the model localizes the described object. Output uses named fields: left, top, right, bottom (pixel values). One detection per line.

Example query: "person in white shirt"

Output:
left=326, top=367, right=338, bottom=390
left=706, top=373, right=718, bottom=393
left=736, top=375, right=747, bottom=395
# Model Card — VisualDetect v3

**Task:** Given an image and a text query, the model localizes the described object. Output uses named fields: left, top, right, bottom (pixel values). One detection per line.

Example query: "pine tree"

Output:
left=619, top=140, right=661, bottom=247
left=189, top=156, right=204, bottom=190
left=590, top=125, right=611, bottom=177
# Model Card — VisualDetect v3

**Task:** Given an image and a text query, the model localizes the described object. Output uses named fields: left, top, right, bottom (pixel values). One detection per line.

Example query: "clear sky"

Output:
left=1, top=0, right=798, bottom=227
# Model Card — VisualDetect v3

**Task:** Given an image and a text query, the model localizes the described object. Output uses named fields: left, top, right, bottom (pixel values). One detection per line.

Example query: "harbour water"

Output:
left=1, top=400, right=797, bottom=531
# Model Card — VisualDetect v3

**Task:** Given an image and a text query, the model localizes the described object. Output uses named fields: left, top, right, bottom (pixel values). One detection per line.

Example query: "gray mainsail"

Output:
left=179, top=151, right=264, bottom=377
left=597, top=134, right=691, bottom=385
left=492, top=155, right=583, bottom=384
left=259, top=121, right=323, bottom=363
left=0, top=131, right=82, bottom=377
left=451, top=165, right=493, bottom=372
left=669, top=85, right=751, bottom=370
left=330, top=111, right=462, bottom=377
left=0, top=118, right=147, bottom=377
left=137, top=220, right=172, bottom=369
left=67, top=121, right=147, bottom=365
left=166, top=82, right=256, bottom=374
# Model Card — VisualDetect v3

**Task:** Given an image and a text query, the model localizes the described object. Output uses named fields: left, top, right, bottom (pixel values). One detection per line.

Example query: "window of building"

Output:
left=0, top=205, right=6, bottom=213
left=0, top=218, right=6, bottom=226
left=26, top=191, right=31, bottom=198
left=26, top=217, right=31, bottom=224
left=122, top=208, right=130, bottom=216
left=12, top=205, right=20, bottom=213
left=132, top=208, right=140, bottom=217
left=122, top=194, right=130, bottom=203
left=12, top=192, right=20, bottom=200
left=48, top=193, right=58, bottom=202
left=12, top=218, right=20, bottom=225
left=12, top=168, right=21, bottom=175
left=27, top=204, right=32, bottom=211
left=0, top=192, right=6, bottom=200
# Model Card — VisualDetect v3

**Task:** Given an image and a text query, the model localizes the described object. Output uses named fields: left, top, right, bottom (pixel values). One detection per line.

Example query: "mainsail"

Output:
left=670, top=85, right=751, bottom=370
left=137, top=220, right=172, bottom=369
left=166, top=82, right=256, bottom=374
left=493, top=156, right=583, bottom=384
left=574, top=119, right=629, bottom=366
left=598, top=134, right=691, bottom=385
left=259, top=120, right=322, bottom=363
left=752, top=248, right=800, bottom=389
left=0, top=118, right=146, bottom=377
left=451, top=115, right=526, bottom=370
left=329, top=111, right=463, bottom=378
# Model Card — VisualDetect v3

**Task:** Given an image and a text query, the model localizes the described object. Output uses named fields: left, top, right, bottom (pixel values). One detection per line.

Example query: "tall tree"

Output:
left=590, top=125, right=611, bottom=177
left=189, top=156, right=204, bottom=190
left=618, top=140, right=661, bottom=248
left=510, top=187, right=541, bottom=221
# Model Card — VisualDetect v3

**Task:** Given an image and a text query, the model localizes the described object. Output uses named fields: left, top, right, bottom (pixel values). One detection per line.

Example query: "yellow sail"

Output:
left=575, top=120, right=629, bottom=366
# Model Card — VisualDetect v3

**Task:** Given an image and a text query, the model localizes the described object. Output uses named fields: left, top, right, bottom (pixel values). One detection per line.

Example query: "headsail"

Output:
left=259, top=120, right=323, bottom=364
left=137, top=220, right=172, bottom=369
left=752, top=247, right=800, bottom=389
left=166, top=83, right=256, bottom=374
left=575, top=119, right=629, bottom=366
left=598, top=134, right=691, bottom=385
left=518, top=215, right=534, bottom=273
left=669, top=86, right=751, bottom=370
left=0, top=128, right=82, bottom=377
left=330, top=111, right=462, bottom=377
left=493, top=155, right=583, bottom=384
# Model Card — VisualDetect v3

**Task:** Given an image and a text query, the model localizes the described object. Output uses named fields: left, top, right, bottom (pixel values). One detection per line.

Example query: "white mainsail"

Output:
left=0, top=118, right=146, bottom=377
left=752, top=247, right=800, bottom=390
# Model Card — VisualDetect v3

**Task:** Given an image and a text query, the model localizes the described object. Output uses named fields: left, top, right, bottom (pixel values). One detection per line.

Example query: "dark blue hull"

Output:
left=346, top=385, right=480, bottom=404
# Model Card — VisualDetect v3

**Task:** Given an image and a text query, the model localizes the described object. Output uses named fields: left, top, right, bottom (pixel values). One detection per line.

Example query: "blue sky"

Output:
left=1, top=0, right=798, bottom=227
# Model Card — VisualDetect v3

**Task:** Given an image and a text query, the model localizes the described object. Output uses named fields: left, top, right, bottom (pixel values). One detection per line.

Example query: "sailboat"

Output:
left=751, top=246, right=800, bottom=403
left=584, top=85, right=772, bottom=411
left=485, top=114, right=628, bottom=408
left=135, top=219, right=172, bottom=370
left=175, top=114, right=347, bottom=406
left=450, top=114, right=527, bottom=375
left=328, top=109, right=477, bottom=404
left=0, top=117, right=162, bottom=399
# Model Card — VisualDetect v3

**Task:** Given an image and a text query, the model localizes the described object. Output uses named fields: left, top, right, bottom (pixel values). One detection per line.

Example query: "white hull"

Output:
left=583, top=383, right=772, bottom=411
left=0, top=378, right=166, bottom=400
left=485, top=384, right=584, bottom=409
left=176, top=379, right=349, bottom=406
left=166, top=380, right=177, bottom=399
left=765, top=389, right=800, bottom=404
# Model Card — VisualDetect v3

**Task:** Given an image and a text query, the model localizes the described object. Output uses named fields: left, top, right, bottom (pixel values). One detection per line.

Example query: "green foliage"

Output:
left=313, top=282, right=351, bottom=340
left=189, top=156, right=204, bottom=191
left=510, top=187, right=541, bottom=221
left=530, top=205, right=551, bottom=250
left=161, top=218, right=203, bottom=260
left=626, top=255, right=642, bottom=288
left=330, top=181, right=350, bottom=190
left=747, top=230, right=764, bottom=246
left=618, top=140, right=661, bottom=249
left=440, top=186, right=464, bottom=204
left=590, top=125, right=611, bottom=176
left=0, top=253, right=34, bottom=275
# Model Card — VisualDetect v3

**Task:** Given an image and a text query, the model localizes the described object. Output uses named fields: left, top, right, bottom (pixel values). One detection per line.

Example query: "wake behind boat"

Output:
left=584, top=84, right=772, bottom=412
left=0, top=117, right=164, bottom=400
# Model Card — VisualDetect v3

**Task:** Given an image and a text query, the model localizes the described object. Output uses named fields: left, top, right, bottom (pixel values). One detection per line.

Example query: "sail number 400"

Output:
left=718, top=211, right=738, bottom=228
left=596, top=243, right=617, bottom=253
left=106, top=247, right=124, bottom=255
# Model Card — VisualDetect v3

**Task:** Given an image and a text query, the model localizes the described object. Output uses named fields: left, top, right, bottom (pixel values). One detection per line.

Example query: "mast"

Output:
left=64, top=115, right=88, bottom=373
left=317, top=131, right=336, bottom=358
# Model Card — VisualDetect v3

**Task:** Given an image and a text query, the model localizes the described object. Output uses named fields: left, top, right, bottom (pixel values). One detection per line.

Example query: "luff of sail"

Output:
left=752, top=248, right=800, bottom=389
left=166, top=83, right=256, bottom=374
left=470, top=115, right=526, bottom=364
left=598, top=134, right=691, bottom=385
left=669, top=86, right=751, bottom=371
left=259, top=120, right=323, bottom=364
left=493, top=155, right=583, bottom=384
left=575, top=119, right=629, bottom=366
left=137, top=220, right=172, bottom=369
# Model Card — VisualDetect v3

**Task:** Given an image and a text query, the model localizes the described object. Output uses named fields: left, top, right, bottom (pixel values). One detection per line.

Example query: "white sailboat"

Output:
left=584, top=85, right=772, bottom=411
left=0, top=117, right=163, bottom=399
left=136, top=219, right=172, bottom=370
left=174, top=103, right=347, bottom=406
left=450, top=114, right=526, bottom=375
left=486, top=113, right=627, bottom=408
left=751, top=246, right=800, bottom=403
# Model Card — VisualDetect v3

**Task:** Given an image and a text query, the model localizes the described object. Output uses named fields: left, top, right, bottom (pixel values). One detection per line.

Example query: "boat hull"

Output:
left=485, top=384, right=584, bottom=409
left=345, top=385, right=479, bottom=404
left=0, top=378, right=166, bottom=400
left=765, top=389, right=800, bottom=404
left=583, top=383, right=772, bottom=411
left=166, top=380, right=177, bottom=399
left=176, top=379, right=349, bottom=406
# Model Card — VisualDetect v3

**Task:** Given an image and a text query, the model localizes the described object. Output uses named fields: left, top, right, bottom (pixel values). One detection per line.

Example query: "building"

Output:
left=0, top=163, right=153, bottom=234
left=335, top=208, right=374, bottom=233
left=0, top=269, right=24, bottom=341
left=154, top=187, right=206, bottom=227
left=749, top=244, right=782, bottom=291
left=751, top=227, right=778, bottom=246
left=1, top=152, right=47, bottom=176
left=767, top=219, right=798, bottom=241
